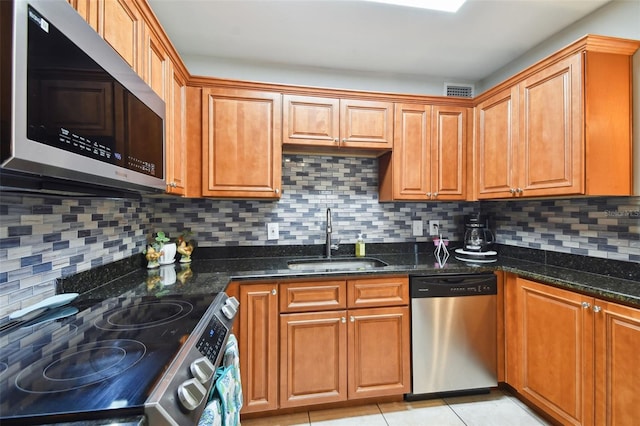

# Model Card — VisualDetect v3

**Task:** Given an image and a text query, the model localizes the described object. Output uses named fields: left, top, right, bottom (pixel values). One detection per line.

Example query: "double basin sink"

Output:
left=287, top=257, right=388, bottom=271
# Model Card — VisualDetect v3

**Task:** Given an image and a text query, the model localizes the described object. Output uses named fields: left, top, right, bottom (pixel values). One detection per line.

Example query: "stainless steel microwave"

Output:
left=1, top=0, right=165, bottom=196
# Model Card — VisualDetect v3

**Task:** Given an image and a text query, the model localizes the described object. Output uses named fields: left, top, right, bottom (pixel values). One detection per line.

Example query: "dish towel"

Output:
left=198, top=334, right=243, bottom=426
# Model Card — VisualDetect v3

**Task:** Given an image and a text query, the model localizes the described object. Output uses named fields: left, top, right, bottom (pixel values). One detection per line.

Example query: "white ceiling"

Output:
left=147, top=0, right=612, bottom=83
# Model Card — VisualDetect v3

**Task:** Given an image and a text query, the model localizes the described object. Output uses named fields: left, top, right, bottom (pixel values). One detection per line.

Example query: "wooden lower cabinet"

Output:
left=280, top=310, right=348, bottom=408
left=505, top=275, right=640, bottom=426
left=239, top=283, right=279, bottom=414
left=594, top=300, right=640, bottom=426
left=348, top=306, right=410, bottom=399
left=239, top=275, right=410, bottom=416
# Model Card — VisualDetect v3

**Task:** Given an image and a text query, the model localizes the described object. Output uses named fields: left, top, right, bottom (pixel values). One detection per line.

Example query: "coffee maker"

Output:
left=463, top=213, right=495, bottom=252
left=455, top=213, right=497, bottom=263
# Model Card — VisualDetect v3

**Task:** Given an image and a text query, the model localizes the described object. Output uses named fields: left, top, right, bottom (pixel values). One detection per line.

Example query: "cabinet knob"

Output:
left=516, top=188, right=523, bottom=194
left=271, top=289, right=277, bottom=296
left=593, top=305, right=602, bottom=313
left=433, top=192, right=438, bottom=198
left=341, top=317, right=346, bottom=323
left=274, top=188, right=280, bottom=194
left=342, top=138, right=347, bottom=143
left=509, top=188, right=516, bottom=194
left=426, top=192, right=432, bottom=197
left=350, top=316, right=355, bottom=323
left=581, top=302, right=591, bottom=309
left=333, top=138, right=339, bottom=143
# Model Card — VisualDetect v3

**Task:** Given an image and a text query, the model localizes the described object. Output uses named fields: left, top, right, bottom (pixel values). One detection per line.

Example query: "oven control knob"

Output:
left=221, top=304, right=236, bottom=320
left=177, top=378, right=207, bottom=411
left=191, top=356, right=215, bottom=383
left=226, top=296, right=240, bottom=310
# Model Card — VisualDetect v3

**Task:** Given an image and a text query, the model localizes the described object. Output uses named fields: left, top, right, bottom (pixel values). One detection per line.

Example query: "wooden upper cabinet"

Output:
left=101, top=0, right=143, bottom=74
left=518, top=54, right=583, bottom=197
left=431, top=105, right=467, bottom=200
left=379, top=103, right=467, bottom=201
left=476, top=87, right=519, bottom=199
left=143, top=27, right=169, bottom=100
left=68, top=0, right=144, bottom=75
left=68, top=0, right=99, bottom=31
left=201, top=88, right=282, bottom=199
left=340, top=99, right=393, bottom=150
left=165, top=61, right=187, bottom=195
left=282, top=95, right=340, bottom=148
left=476, top=36, right=640, bottom=199
left=283, top=95, right=393, bottom=153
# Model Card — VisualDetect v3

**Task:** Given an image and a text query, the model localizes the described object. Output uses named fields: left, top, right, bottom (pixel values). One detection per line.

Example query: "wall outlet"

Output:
left=428, top=220, right=440, bottom=236
left=412, top=220, right=423, bottom=237
left=267, top=222, right=279, bottom=240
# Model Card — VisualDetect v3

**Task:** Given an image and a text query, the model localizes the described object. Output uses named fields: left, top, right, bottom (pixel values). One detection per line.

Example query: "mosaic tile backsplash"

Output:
left=1, top=154, right=638, bottom=316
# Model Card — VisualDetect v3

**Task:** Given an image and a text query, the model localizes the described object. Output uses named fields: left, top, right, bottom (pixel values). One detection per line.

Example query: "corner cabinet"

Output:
left=476, top=36, right=640, bottom=199
left=282, top=95, right=393, bottom=154
left=505, top=275, right=640, bottom=426
left=201, top=88, right=282, bottom=199
left=379, top=104, right=468, bottom=201
left=237, top=275, right=410, bottom=416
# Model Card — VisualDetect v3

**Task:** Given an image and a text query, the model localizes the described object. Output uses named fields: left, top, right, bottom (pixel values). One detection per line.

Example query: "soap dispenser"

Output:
left=355, top=233, right=365, bottom=257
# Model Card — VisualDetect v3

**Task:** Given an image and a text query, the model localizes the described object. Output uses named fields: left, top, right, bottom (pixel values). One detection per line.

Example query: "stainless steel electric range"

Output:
left=0, top=287, right=238, bottom=425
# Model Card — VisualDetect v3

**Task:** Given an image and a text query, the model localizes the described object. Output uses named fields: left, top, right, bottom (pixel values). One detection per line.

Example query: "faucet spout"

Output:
left=325, top=208, right=332, bottom=258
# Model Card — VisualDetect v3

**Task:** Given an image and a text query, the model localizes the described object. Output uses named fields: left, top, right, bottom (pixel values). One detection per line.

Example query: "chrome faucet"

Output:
left=325, top=208, right=340, bottom=258
left=325, top=208, right=333, bottom=258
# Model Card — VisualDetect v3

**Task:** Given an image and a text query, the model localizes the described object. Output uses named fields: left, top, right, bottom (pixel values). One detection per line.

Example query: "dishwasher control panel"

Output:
left=410, top=273, right=497, bottom=298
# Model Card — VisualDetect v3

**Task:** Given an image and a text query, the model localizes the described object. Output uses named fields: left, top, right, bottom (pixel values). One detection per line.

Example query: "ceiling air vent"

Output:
left=444, top=83, right=474, bottom=98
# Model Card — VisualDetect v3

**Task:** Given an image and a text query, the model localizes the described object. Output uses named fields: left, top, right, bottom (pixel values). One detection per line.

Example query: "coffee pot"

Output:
left=463, top=214, right=495, bottom=252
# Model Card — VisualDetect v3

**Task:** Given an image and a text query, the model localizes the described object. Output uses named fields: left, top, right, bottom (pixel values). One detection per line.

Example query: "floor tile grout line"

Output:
left=376, top=402, right=391, bottom=426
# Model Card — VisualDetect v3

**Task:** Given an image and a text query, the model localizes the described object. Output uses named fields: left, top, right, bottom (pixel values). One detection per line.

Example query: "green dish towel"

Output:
left=198, top=334, right=243, bottom=426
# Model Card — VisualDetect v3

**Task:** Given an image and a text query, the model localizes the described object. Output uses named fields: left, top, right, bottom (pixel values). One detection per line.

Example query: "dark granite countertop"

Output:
left=61, top=246, right=640, bottom=309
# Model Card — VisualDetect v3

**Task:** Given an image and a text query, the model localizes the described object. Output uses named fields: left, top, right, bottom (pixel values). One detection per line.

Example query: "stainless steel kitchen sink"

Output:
left=287, top=257, right=388, bottom=271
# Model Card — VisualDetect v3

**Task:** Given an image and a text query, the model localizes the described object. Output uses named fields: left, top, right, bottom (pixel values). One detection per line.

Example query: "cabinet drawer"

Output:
left=347, top=276, right=409, bottom=308
left=280, top=280, right=347, bottom=313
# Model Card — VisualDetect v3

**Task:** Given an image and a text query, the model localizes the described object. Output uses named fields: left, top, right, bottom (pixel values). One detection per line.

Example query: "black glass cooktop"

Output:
left=0, top=293, right=215, bottom=425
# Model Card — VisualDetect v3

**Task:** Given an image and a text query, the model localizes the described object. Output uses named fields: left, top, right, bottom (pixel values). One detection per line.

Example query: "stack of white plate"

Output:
left=454, top=248, right=498, bottom=263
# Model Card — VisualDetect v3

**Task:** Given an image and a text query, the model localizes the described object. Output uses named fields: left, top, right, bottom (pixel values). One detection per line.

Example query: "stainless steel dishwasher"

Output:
left=409, top=273, right=497, bottom=397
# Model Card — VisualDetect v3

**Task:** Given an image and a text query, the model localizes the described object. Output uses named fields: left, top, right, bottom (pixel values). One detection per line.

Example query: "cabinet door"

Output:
left=391, top=103, right=432, bottom=200
left=431, top=105, right=467, bottom=200
left=518, top=53, right=583, bottom=197
left=348, top=306, right=410, bottom=399
left=101, top=0, right=143, bottom=74
left=165, top=62, right=186, bottom=195
left=239, top=283, right=279, bottom=414
left=340, top=99, right=393, bottom=150
left=202, top=88, right=282, bottom=198
left=476, top=86, right=518, bottom=199
left=68, top=0, right=99, bottom=31
left=514, top=278, right=594, bottom=426
left=282, top=95, right=340, bottom=148
left=280, top=311, right=348, bottom=408
left=143, top=28, right=169, bottom=101
left=594, top=300, right=640, bottom=426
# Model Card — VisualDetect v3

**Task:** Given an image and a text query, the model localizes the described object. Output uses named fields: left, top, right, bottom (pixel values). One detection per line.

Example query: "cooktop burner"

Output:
left=95, top=299, right=194, bottom=331
left=0, top=293, right=215, bottom=425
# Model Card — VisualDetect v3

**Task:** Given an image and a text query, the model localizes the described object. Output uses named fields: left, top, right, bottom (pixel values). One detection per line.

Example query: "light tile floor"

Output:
left=241, top=390, right=551, bottom=426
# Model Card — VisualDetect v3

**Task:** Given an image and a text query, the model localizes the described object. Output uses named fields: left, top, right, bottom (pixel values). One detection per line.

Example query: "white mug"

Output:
left=160, top=243, right=176, bottom=264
